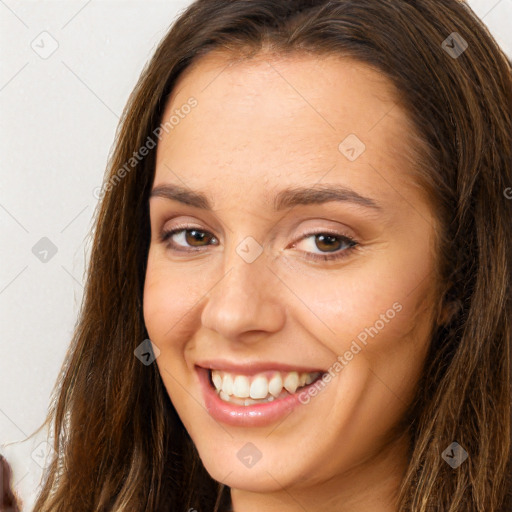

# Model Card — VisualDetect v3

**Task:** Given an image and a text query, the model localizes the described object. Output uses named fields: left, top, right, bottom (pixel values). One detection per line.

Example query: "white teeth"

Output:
left=211, top=369, right=323, bottom=403
left=219, top=390, right=231, bottom=401
left=233, top=375, right=250, bottom=398
left=222, top=373, right=233, bottom=395
left=250, top=376, right=269, bottom=399
left=212, top=371, right=222, bottom=390
left=283, top=371, right=299, bottom=394
left=268, top=374, right=283, bottom=397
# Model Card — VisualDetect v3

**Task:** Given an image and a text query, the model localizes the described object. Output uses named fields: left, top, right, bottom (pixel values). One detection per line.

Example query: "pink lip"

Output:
left=195, top=365, right=325, bottom=427
left=196, top=358, right=326, bottom=376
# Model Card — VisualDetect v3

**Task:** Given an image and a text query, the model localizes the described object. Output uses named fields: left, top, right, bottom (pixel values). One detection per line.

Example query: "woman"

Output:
left=26, top=0, right=511, bottom=510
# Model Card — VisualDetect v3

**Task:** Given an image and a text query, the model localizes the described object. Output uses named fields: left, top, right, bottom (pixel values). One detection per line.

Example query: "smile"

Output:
left=196, top=364, right=327, bottom=427
left=210, top=369, right=323, bottom=405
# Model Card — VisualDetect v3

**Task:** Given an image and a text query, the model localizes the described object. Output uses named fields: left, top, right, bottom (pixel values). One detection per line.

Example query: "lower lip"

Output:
left=196, top=366, right=324, bottom=427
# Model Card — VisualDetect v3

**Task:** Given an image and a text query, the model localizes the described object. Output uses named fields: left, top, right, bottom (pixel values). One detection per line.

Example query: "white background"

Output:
left=1, top=1, right=511, bottom=510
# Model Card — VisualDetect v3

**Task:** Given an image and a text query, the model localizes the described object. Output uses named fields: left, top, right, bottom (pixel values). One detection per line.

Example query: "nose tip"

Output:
left=199, top=249, right=286, bottom=341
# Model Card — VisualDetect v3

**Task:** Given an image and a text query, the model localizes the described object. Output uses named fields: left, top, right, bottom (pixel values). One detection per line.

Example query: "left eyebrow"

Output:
left=273, top=184, right=382, bottom=211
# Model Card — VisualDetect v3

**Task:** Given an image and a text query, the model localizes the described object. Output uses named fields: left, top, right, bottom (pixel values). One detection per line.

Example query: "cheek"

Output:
left=142, top=251, right=201, bottom=352
left=286, top=262, right=434, bottom=458
left=279, top=240, right=435, bottom=378
left=142, top=253, right=204, bottom=417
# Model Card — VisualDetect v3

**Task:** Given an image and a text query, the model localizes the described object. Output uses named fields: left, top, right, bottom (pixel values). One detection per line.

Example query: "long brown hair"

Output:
left=29, top=1, right=511, bottom=510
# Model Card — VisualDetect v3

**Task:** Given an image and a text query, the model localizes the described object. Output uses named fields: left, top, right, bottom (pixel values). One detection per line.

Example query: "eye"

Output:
left=159, top=226, right=218, bottom=252
left=158, top=225, right=359, bottom=262
left=291, top=231, right=359, bottom=262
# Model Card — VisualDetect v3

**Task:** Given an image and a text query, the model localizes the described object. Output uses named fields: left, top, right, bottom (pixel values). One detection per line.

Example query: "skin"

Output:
left=143, top=51, right=442, bottom=512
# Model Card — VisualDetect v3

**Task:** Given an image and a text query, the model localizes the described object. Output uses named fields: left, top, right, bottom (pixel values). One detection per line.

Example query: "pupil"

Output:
left=316, top=234, right=340, bottom=252
left=187, top=229, right=208, bottom=246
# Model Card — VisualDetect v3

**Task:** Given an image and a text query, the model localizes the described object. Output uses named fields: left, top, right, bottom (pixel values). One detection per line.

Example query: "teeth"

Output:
left=283, top=371, right=299, bottom=394
left=250, top=376, right=269, bottom=399
left=219, top=394, right=276, bottom=406
left=210, top=369, right=323, bottom=403
left=305, top=373, right=315, bottom=385
left=219, top=390, right=231, bottom=401
left=233, top=375, right=250, bottom=398
left=212, top=371, right=222, bottom=390
left=268, top=374, right=283, bottom=397
left=221, top=373, right=233, bottom=395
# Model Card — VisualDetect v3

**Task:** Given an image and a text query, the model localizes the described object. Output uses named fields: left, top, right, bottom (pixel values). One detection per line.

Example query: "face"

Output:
left=143, top=52, right=440, bottom=501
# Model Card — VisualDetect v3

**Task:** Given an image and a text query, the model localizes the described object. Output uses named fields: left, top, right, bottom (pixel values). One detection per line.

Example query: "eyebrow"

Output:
left=149, top=183, right=382, bottom=211
left=150, top=184, right=211, bottom=209
left=274, top=184, right=381, bottom=211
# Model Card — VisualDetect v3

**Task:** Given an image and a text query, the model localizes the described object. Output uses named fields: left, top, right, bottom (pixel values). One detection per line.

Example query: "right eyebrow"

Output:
left=149, top=184, right=212, bottom=209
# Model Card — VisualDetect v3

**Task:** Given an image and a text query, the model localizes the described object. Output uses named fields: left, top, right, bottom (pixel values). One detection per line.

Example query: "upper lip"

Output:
left=196, top=359, right=326, bottom=376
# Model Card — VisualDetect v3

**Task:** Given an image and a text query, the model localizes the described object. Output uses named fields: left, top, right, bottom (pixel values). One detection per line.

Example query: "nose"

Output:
left=199, top=243, right=286, bottom=342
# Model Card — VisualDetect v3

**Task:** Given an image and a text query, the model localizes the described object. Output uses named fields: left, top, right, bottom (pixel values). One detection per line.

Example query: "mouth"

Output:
left=195, top=361, right=329, bottom=426
left=208, top=368, right=325, bottom=406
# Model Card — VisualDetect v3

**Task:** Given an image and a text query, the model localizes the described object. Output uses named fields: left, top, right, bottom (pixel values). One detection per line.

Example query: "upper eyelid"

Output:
left=157, top=215, right=222, bottom=237
left=158, top=214, right=359, bottom=237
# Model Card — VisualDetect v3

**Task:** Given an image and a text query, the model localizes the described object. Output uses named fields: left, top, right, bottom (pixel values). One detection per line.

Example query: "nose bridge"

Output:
left=199, top=235, right=286, bottom=339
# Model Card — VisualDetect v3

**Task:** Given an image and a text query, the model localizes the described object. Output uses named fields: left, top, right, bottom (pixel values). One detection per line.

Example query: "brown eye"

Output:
left=184, top=229, right=212, bottom=246
left=160, top=227, right=219, bottom=251
left=292, top=231, right=358, bottom=263
left=314, top=234, right=345, bottom=252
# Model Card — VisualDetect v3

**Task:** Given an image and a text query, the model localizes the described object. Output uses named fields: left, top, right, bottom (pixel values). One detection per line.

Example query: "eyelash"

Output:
left=158, top=225, right=359, bottom=262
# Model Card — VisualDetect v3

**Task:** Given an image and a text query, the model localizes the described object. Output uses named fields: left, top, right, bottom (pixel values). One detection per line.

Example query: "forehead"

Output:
left=153, top=51, right=420, bottom=208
